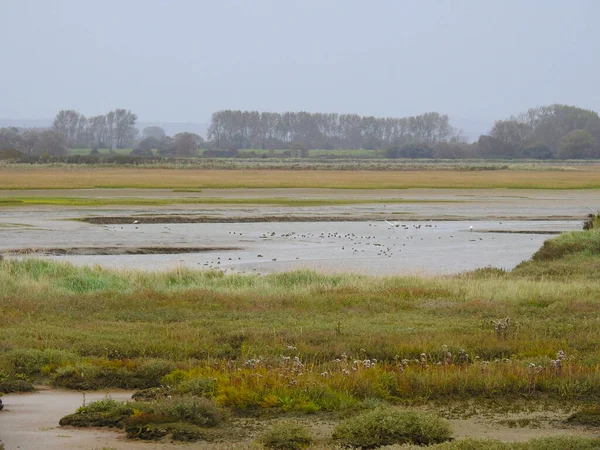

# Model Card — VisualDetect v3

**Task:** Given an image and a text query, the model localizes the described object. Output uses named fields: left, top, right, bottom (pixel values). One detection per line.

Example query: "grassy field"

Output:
left=0, top=196, right=457, bottom=208
left=2, top=166, right=600, bottom=189
left=1, top=227, right=600, bottom=445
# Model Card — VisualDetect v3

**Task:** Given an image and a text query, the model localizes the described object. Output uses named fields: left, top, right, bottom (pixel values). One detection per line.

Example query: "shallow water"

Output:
left=28, top=220, right=580, bottom=276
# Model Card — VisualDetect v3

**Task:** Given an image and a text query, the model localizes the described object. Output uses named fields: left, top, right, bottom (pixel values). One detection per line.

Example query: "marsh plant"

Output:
left=258, top=421, right=314, bottom=450
left=583, top=212, right=600, bottom=230
left=332, top=408, right=452, bottom=448
left=493, top=317, right=511, bottom=340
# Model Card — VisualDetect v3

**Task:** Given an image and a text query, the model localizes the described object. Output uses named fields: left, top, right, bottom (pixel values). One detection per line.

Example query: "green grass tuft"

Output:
left=332, top=408, right=453, bottom=447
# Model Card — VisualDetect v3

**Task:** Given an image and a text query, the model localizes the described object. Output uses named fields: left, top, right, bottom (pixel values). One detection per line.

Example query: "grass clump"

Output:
left=332, top=408, right=452, bottom=448
left=583, top=212, right=600, bottom=230
left=60, top=396, right=223, bottom=442
left=59, top=397, right=133, bottom=428
left=258, top=421, right=314, bottom=450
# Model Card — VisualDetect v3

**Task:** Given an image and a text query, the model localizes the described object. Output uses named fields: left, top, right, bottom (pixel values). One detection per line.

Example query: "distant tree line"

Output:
left=208, top=110, right=455, bottom=150
left=1, top=104, right=600, bottom=160
left=52, top=109, right=138, bottom=149
left=484, top=104, right=600, bottom=159
left=0, top=127, right=68, bottom=157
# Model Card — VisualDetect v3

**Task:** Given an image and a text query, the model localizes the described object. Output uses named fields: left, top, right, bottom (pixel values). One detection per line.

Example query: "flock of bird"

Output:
left=194, top=220, right=485, bottom=273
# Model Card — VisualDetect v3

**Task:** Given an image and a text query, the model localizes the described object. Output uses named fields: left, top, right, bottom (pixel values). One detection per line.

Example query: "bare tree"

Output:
left=113, top=109, right=138, bottom=149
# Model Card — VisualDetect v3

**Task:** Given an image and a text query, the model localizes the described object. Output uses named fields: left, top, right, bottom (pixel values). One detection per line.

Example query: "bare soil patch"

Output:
left=82, top=215, right=381, bottom=224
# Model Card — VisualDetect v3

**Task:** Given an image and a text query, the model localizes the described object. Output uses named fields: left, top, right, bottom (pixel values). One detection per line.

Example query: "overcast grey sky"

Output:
left=1, top=0, right=599, bottom=123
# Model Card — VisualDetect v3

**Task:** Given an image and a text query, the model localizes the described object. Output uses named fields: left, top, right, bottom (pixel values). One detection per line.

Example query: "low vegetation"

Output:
left=1, top=228, right=600, bottom=444
left=258, top=421, right=314, bottom=449
left=583, top=212, right=600, bottom=230
left=332, top=408, right=452, bottom=447
left=59, top=396, right=222, bottom=442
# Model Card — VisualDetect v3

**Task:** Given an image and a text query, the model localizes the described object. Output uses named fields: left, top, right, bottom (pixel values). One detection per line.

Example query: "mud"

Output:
left=82, top=215, right=382, bottom=224
left=6, top=246, right=242, bottom=256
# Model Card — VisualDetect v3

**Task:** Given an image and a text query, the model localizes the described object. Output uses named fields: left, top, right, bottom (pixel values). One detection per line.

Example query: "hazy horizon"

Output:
left=2, top=0, right=599, bottom=124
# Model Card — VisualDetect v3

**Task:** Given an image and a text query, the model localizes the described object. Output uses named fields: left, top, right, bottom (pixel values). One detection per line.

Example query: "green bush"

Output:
left=59, top=397, right=133, bottom=428
left=332, top=408, right=452, bottom=448
left=258, top=421, right=314, bottom=450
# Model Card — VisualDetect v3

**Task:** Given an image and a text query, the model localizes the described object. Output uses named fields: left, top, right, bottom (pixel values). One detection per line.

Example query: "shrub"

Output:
left=332, top=408, right=452, bottom=448
left=583, top=212, right=600, bottom=230
left=259, top=421, right=314, bottom=450
left=59, top=397, right=133, bottom=428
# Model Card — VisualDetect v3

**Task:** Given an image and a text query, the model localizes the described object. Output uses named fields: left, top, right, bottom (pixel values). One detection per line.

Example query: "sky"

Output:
left=1, top=0, right=599, bottom=123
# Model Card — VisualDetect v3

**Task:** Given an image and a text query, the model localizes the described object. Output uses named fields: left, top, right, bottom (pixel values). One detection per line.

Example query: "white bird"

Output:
left=133, top=220, right=139, bottom=224
left=469, top=226, right=473, bottom=232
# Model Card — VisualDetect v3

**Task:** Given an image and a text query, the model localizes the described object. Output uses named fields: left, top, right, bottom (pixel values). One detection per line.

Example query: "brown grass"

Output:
left=2, top=166, right=600, bottom=189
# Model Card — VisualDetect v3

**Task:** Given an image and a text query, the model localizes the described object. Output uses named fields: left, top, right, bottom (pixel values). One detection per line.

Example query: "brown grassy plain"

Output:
left=2, top=166, right=600, bottom=189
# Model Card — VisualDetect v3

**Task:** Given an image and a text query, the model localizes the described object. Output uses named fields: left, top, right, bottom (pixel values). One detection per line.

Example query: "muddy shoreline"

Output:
left=6, top=246, right=242, bottom=256
left=81, top=214, right=581, bottom=225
